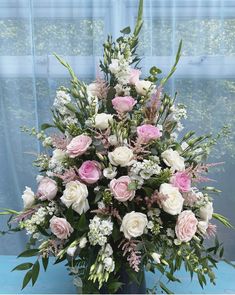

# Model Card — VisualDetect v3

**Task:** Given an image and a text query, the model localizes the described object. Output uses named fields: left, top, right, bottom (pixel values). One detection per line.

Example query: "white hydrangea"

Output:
left=88, top=216, right=113, bottom=246
left=130, top=157, right=161, bottom=188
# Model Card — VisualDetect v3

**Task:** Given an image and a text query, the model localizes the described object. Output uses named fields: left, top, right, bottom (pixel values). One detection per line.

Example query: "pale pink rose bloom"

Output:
left=137, top=124, right=162, bottom=144
left=50, top=216, right=74, bottom=240
left=175, top=210, right=198, bottom=242
left=78, top=160, right=102, bottom=184
left=129, top=68, right=141, bottom=85
left=170, top=171, right=191, bottom=193
left=66, top=134, right=92, bottom=158
left=37, top=177, right=58, bottom=201
left=112, top=96, right=137, bottom=113
left=110, top=176, right=135, bottom=202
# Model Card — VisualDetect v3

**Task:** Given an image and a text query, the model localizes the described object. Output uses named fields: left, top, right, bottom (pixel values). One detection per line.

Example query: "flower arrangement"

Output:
left=1, top=0, right=233, bottom=293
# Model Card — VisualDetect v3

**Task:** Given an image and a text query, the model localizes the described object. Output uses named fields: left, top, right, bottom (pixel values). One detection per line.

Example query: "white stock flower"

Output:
left=109, top=59, right=119, bottom=74
left=160, top=183, right=184, bottom=215
left=120, top=211, right=148, bottom=239
left=103, top=166, right=117, bottom=179
left=22, top=186, right=35, bottom=209
left=151, top=253, right=161, bottom=264
left=79, top=237, right=88, bottom=248
left=161, top=149, right=185, bottom=171
left=61, top=181, right=89, bottom=215
left=199, top=202, right=213, bottom=221
left=94, top=113, right=113, bottom=130
left=108, top=146, right=134, bottom=167
left=135, top=80, right=153, bottom=96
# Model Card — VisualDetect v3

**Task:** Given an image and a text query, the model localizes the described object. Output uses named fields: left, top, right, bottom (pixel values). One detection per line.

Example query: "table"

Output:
left=0, top=256, right=235, bottom=294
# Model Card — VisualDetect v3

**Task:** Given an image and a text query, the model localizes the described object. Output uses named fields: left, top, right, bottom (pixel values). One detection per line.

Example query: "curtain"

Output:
left=0, top=0, right=235, bottom=257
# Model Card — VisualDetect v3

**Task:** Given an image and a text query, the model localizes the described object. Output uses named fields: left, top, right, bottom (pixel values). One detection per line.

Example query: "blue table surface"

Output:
left=0, top=256, right=235, bottom=294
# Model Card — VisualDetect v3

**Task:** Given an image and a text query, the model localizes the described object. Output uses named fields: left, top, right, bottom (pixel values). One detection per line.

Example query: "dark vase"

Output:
left=100, top=267, right=146, bottom=294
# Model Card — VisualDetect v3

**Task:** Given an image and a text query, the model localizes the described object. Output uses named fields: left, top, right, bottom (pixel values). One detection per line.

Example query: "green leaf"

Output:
left=65, top=205, right=74, bottom=225
left=12, top=263, right=33, bottom=272
left=120, top=26, right=131, bottom=34
left=22, top=270, right=32, bottom=290
left=0, top=208, right=19, bottom=215
left=76, top=213, right=88, bottom=232
left=32, top=260, right=40, bottom=286
left=42, top=256, right=49, bottom=271
left=18, top=249, right=39, bottom=258
left=159, top=281, right=173, bottom=294
left=40, top=123, right=55, bottom=130
left=161, top=40, right=182, bottom=86
left=128, top=181, right=138, bottom=190
left=213, top=213, right=233, bottom=228
left=133, top=0, right=143, bottom=37
left=108, top=281, right=124, bottom=293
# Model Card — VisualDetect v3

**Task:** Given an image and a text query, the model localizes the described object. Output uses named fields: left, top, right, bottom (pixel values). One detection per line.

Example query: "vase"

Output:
left=100, top=267, right=146, bottom=294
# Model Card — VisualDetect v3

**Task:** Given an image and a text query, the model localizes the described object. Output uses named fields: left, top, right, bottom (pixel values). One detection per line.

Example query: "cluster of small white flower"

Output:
left=130, top=157, right=161, bottom=188
left=20, top=202, right=58, bottom=238
left=170, top=104, right=187, bottom=121
left=42, top=136, right=53, bottom=148
left=53, top=90, right=78, bottom=125
left=48, top=148, right=67, bottom=173
left=88, top=216, right=113, bottom=246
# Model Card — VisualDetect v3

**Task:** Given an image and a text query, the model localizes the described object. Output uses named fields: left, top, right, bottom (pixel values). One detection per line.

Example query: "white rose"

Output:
left=197, top=220, right=209, bottom=235
left=108, top=146, right=134, bottom=167
left=160, top=183, right=184, bottom=215
left=109, top=59, right=119, bottom=74
left=120, top=211, right=148, bottom=239
left=104, top=257, right=115, bottom=272
left=22, top=186, right=35, bottom=209
left=61, top=180, right=89, bottom=215
left=161, top=148, right=185, bottom=171
left=103, top=167, right=117, bottom=180
left=199, top=202, right=213, bottom=221
left=94, top=113, right=113, bottom=130
left=135, top=80, right=153, bottom=96
left=79, top=237, right=88, bottom=248
left=67, top=246, right=77, bottom=257
left=151, top=252, right=161, bottom=264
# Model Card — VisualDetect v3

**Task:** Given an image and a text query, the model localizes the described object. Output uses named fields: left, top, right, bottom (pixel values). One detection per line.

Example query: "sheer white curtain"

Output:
left=0, top=0, right=235, bottom=256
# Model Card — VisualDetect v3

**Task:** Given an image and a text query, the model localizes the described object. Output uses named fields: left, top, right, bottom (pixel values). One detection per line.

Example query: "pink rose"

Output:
left=78, top=160, right=102, bottom=184
left=112, top=96, right=136, bottom=113
left=170, top=171, right=191, bottom=193
left=50, top=216, right=74, bottom=240
left=37, top=177, right=58, bottom=201
left=175, top=210, right=198, bottom=242
left=129, top=68, right=141, bottom=85
left=67, top=134, right=92, bottom=158
left=110, top=176, right=135, bottom=202
left=137, top=124, right=162, bottom=144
